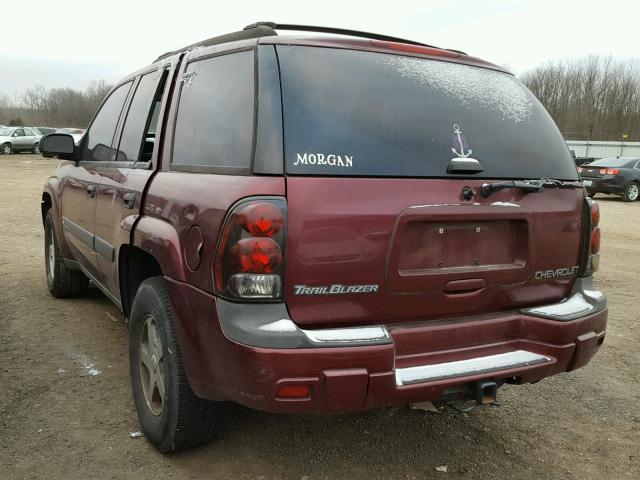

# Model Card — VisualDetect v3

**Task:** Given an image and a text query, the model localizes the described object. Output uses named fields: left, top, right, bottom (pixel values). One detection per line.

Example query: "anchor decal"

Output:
left=451, top=124, right=473, bottom=158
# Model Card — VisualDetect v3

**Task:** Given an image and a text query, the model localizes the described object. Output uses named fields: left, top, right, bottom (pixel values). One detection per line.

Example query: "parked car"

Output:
left=579, top=157, right=640, bottom=201
left=0, top=126, right=42, bottom=154
left=32, top=126, right=57, bottom=136
left=40, top=22, right=607, bottom=453
left=55, top=128, right=85, bottom=145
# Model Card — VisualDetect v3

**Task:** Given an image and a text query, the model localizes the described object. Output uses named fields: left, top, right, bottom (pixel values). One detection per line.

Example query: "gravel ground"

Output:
left=0, top=154, right=639, bottom=479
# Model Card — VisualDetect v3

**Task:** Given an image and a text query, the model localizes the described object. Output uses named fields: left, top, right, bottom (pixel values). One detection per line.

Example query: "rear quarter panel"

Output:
left=139, top=172, right=286, bottom=292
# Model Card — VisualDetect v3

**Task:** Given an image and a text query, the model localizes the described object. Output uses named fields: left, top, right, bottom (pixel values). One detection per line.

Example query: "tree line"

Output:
left=521, top=56, right=640, bottom=142
left=0, top=80, right=112, bottom=128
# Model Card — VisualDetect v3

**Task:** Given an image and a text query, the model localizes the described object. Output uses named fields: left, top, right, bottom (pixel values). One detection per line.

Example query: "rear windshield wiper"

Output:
left=480, top=178, right=581, bottom=198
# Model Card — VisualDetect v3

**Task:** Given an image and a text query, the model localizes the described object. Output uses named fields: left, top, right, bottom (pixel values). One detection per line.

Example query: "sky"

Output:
left=1, top=0, right=638, bottom=97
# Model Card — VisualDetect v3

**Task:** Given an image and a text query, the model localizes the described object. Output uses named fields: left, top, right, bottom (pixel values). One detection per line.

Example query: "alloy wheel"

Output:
left=628, top=184, right=639, bottom=201
left=139, top=314, right=165, bottom=416
left=46, top=227, right=55, bottom=282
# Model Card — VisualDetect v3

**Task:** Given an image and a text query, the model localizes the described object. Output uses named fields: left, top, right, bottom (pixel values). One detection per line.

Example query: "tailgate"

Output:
left=284, top=177, right=584, bottom=328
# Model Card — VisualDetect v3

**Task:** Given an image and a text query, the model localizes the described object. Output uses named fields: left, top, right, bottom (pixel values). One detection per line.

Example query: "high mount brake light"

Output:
left=371, top=39, right=459, bottom=58
left=580, top=197, right=600, bottom=276
left=215, top=198, right=286, bottom=300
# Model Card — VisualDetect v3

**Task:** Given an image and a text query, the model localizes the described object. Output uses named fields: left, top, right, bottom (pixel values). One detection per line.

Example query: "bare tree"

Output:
left=521, top=56, right=640, bottom=141
left=0, top=81, right=112, bottom=128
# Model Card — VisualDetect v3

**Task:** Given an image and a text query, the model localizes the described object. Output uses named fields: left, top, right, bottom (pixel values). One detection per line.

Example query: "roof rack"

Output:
left=154, top=25, right=277, bottom=62
left=245, top=21, right=432, bottom=47
left=154, top=21, right=465, bottom=62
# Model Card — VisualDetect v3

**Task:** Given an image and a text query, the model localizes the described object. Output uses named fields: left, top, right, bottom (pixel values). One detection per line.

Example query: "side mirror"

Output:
left=41, top=133, right=76, bottom=159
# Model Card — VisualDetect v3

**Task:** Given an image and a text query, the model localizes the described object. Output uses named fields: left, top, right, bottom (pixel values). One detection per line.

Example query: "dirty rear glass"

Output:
left=277, top=46, right=578, bottom=180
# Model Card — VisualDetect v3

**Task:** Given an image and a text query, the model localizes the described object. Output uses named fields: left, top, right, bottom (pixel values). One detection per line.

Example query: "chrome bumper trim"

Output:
left=302, top=325, right=389, bottom=344
left=395, top=350, right=551, bottom=386
left=524, top=293, right=594, bottom=318
left=521, top=277, right=606, bottom=322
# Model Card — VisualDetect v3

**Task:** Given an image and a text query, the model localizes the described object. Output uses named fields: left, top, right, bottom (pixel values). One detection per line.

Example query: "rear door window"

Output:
left=82, top=81, right=132, bottom=162
left=172, top=50, right=254, bottom=171
left=277, top=46, right=578, bottom=180
left=116, top=70, right=168, bottom=163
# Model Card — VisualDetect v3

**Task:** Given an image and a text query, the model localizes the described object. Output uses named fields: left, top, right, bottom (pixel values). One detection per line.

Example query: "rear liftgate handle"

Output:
left=123, top=192, right=135, bottom=209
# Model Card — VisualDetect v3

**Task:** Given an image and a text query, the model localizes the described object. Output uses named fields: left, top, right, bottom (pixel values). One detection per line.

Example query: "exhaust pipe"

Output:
left=472, top=381, right=497, bottom=405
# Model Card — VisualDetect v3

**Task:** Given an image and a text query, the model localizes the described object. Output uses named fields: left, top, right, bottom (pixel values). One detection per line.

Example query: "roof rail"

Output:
left=244, top=21, right=465, bottom=54
left=153, top=22, right=465, bottom=62
left=154, top=25, right=277, bottom=62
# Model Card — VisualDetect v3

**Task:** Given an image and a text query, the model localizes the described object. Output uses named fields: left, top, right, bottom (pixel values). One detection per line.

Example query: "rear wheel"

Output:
left=623, top=182, right=639, bottom=202
left=44, top=211, right=89, bottom=297
left=1, top=143, right=11, bottom=155
left=129, top=276, right=220, bottom=452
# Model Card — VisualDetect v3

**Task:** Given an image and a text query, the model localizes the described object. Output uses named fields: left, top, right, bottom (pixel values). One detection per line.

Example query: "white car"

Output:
left=55, top=128, right=85, bottom=146
left=0, top=127, right=42, bottom=154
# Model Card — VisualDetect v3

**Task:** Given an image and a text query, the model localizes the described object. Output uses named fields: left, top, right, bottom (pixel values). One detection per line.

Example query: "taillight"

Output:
left=580, top=197, right=600, bottom=276
left=605, top=168, right=620, bottom=175
left=577, top=167, right=583, bottom=173
left=215, top=197, right=286, bottom=300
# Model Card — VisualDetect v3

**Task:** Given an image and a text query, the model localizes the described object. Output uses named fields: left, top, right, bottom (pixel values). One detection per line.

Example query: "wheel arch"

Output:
left=41, top=191, right=53, bottom=226
left=121, top=215, right=187, bottom=318
left=118, top=244, right=163, bottom=320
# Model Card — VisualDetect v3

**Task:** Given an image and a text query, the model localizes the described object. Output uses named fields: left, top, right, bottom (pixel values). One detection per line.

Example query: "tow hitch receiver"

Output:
left=472, top=381, right=498, bottom=405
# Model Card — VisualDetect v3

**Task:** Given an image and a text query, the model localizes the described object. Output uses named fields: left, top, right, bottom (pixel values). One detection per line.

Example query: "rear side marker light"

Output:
left=215, top=197, right=287, bottom=301
left=591, top=228, right=601, bottom=254
left=580, top=197, right=600, bottom=277
left=276, top=384, right=311, bottom=399
left=590, top=199, right=600, bottom=227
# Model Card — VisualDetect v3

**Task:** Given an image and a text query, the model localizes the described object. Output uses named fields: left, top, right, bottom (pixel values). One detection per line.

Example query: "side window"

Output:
left=116, top=69, right=168, bottom=163
left=172, top=51, right=254, bottom=169
left=82, top=81, right=132, bottom=162
left=23, top=129, right=34, bottom=136
left=13, top=129, right=24, bottom=137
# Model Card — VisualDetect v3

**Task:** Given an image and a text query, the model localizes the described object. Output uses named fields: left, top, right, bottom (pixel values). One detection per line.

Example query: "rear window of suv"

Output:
left=277, top=46, right=578, bottom=180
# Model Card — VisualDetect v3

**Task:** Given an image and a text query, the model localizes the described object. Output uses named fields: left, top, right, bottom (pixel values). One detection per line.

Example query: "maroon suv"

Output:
left=40, top=23, right=607, bottom=452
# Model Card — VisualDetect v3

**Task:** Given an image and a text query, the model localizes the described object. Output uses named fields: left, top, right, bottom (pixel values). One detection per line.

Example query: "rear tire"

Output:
left=1, top=143, right=11, bottom=155
left=623, top=182, right=639, bottom=202
left=44, top=211, right=89, bottom=297
left=129, top=277, right=220, bottom=452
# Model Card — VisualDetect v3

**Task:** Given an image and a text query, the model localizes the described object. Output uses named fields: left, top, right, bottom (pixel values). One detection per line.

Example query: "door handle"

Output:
left=86, top=184, right=97, bottom=198
left=123, top=192, right=136, bottom=209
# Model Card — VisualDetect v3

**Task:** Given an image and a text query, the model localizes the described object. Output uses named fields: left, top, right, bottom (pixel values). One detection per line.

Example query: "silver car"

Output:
left=0, top=127, right=42, bottom=154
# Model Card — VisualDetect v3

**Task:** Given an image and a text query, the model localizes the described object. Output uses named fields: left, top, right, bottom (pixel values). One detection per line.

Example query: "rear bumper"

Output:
left=165, top=277, right=607, bottom=414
